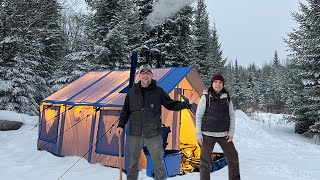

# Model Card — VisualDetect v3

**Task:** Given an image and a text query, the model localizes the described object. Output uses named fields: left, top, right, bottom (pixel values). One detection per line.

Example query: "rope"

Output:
left=30, top=106, right=74, bottom=131
left=57, top=117, right=120, bottom=180
left=38, top=107, right=100, bottom=150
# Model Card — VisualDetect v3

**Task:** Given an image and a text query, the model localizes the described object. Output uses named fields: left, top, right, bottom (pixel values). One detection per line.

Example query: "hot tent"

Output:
left=37, top=67, right=206, bottom=172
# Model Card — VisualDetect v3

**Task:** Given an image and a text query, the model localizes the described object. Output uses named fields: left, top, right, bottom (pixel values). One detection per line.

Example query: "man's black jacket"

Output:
left=118, top=80, right=191, bottom=138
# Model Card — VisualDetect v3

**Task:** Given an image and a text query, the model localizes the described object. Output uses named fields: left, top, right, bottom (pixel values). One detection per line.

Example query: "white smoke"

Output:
left=146, top=0, right=196, bottom=28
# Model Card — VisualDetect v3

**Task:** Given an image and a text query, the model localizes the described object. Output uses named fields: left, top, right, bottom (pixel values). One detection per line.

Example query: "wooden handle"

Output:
left=118, top=136, right=122, bottom=180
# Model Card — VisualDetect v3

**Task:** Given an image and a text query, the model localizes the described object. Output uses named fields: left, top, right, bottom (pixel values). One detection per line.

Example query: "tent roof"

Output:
left=43, top=67, right=198, bottom=107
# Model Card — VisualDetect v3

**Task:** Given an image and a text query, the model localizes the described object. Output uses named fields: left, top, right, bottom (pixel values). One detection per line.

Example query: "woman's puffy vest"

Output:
left=201, top=94, right=230, bottom=132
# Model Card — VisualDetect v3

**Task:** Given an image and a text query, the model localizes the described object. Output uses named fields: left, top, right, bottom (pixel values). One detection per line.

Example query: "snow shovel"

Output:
left=118, top=135, right=122, bottom=180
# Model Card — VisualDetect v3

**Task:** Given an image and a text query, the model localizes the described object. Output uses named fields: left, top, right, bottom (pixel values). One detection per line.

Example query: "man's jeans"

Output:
left=127, top=135, right=166, bottom=180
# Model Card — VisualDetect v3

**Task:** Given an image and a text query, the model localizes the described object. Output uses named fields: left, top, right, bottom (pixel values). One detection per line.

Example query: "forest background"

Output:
left=0, top=0, right=319, bottom=136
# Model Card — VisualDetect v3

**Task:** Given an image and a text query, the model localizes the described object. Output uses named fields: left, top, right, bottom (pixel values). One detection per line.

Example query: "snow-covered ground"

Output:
left=1, top=110, right=319, bottom=180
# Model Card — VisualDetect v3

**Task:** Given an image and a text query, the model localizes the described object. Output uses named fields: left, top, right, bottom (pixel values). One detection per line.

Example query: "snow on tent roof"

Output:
left=42, top=67, right=192, bottom=107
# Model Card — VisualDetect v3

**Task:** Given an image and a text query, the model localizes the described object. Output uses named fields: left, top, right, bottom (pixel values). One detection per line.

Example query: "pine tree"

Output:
left=261, top=64, right=274, bottom=112
left=30, top=0, right=66, bottom=103
left=207, top=25, right=225, bottom=75
left=0, top=0, right=65, bottom=115
left=244, top=63, right=259, bottom=110
left=285, top=0, right=320, bottom=133
left=153, top=6, right=194, bottom=68
left=130, top=0, right=159, bottom=67
left=232, top=60, right=245, bottom=109
left=193, top=0, right=211, bottom=84
left=120, top=0, right=142, bottom=52
left=87, top=0, right=127, bottom=69
left=224, top=62, right=234, bottom=90
left=269, top=51, right=285, bottom=113
left=135, top=0, right=153, bottom=22
left=256, top=68, right=267, bottom=111
left=130, top=1, right=195, bottom=69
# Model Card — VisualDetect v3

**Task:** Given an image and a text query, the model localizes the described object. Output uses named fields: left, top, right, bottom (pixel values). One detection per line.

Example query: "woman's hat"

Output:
left=211, top=73, right=225, bottom=84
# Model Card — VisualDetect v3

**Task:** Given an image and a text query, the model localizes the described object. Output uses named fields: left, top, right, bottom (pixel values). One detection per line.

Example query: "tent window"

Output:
left=95, top=110, right=124, bottom=156
left=39, top=106, right=60, bottom=144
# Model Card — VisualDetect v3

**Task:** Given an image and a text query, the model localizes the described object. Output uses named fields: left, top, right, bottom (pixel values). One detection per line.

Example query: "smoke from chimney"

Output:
left=145, top=0, right=196, bottom=28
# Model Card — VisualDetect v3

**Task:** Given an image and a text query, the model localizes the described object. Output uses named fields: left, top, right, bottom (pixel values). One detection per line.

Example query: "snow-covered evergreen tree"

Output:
left=285, top=0, right=320, bottom=134
left=87, top=0, right=127, bottom=69
left=244, top=63, right=259, bottom=110
left=269, top=51, right=286, bottom=112
left=193, top=0, right=211, bottom=84
left=174, top=6, right=194, bottom=67
left=207, top=25, right=226, bottom=76
left=136, top=0, right=153, bottom=22
left=224, top=62, right=234, bottom=91
left=129, top=0, right=160, bottom=67
left=261, top=64, right=273, bottom=111
left=152, top=6, right=194, bottom=68
left=0, top=0, right=65, bottom=115
left=231, top=60, right=246, bottom=109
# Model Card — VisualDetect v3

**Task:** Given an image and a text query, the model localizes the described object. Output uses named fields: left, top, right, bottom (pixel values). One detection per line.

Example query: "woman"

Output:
left=196, top=73, right=240, bottom=180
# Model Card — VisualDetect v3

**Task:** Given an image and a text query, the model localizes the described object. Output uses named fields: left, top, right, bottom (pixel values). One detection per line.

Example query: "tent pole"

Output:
left=118, top=135, right=122, bottom=180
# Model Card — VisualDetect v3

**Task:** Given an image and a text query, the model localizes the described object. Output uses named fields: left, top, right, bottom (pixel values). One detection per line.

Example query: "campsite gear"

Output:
left=146, top=149, right=183, bottom=178
left=118, top=134, right=122, bottom=180
left=145, top=126, right=227, bottom=177
left=180, top=144, right=199, bottom=174
left=210, top=153, right=227, bottom=172
left=37, top=67, right=207, bottom=173
left=180, top=144, right=226, bottom=175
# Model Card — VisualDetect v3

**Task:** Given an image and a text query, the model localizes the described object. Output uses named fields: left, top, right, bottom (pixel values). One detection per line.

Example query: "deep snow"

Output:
left=0, top=110, right=319, bottom=180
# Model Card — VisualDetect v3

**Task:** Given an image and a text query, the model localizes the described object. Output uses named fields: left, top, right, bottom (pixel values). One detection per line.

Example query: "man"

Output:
left=116, top=65, right=196, bottom=180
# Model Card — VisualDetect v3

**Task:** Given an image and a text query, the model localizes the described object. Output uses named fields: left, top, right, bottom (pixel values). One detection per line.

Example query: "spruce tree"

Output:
left=175, top=6, right=194, bottom=67
left=87, top=0, right=127, bottom=69
left=244, top=63, right=259, bottom=110
left=207, top=25, right=226, bottom=77
left=0, top=0, right=65, bottom=115
left=232, top=60, right=245, bottom=109
left=154, top=6, right=194, bottom=68
left=285, top=0, right=320, bottom=133
left=270, top=51, right=285, bottom=112
left=256, top=69, right=267, bottom=111
left=224, top=61, right=234, bottom=91
left=193, top=0, right=211, bottom=84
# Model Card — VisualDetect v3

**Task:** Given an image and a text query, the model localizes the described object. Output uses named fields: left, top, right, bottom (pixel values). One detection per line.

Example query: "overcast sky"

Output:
left=205, top=0, right=306, bottom=67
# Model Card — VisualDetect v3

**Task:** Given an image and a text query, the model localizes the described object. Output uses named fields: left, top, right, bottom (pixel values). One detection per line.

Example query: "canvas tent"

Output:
left=37, top=67, right=206, bottom=172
